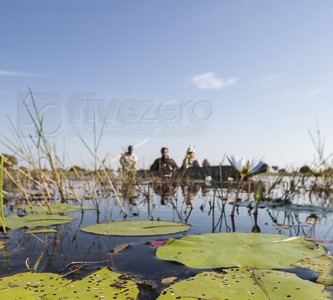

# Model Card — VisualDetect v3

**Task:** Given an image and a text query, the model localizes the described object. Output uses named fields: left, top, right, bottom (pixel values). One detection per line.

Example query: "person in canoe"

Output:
left=150, top=147, right=178, bottom=176
left=182, top=146, right=201, bottom=169
left=120, top=145, right=138, bottom=174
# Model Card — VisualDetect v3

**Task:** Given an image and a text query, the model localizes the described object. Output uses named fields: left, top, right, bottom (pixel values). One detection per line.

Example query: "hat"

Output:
left=187, top=146, right=195, bottom=154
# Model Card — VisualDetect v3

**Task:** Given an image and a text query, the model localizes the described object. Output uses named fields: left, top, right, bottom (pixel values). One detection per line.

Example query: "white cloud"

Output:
left=0, top=69, right=36, bottom=77
left=190, top=72, right=237, bottom=90
left=283, top=88, right=324, bottom=98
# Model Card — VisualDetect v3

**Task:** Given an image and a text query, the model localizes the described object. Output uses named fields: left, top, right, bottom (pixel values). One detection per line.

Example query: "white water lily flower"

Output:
left=228, top=155, right=264, bottom=177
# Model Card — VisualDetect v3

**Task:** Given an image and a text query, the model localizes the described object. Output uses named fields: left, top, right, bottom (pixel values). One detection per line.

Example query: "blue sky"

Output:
left=1, top=1, right=333, bottom=170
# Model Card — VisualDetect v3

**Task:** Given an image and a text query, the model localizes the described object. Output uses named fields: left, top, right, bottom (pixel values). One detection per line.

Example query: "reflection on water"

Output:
left=1, top=178, right=333, bottom=296
left=151, top=179, right=178, bottom=206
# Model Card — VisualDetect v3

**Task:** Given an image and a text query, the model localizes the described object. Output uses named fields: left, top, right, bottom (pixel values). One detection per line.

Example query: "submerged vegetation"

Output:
left=0, top=94, right=333, bottom=298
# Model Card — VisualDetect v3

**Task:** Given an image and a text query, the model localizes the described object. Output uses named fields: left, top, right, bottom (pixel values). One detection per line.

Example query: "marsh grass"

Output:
left=0, top=91, right=78, bottom=214
left=2, top=92, right=333, bottom=226
left=0, top=155, right=7, bottom=234
left=23, top=90, right=66, bottom=202
left=76, top=109, right=126, bottom=217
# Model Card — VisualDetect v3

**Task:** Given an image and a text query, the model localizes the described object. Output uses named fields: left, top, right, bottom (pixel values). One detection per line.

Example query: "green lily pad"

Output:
left=81, top=220, right=190, bottom=236
left=43, top=267, right=139, bottom=299
left=294, top=254, right=333, bottom=285
left=0, top=271, right=69, bottom=299
left=17, top=203, right=93, bottom=213
left=0, top=268, right=139, bottom=299
left=156, top=233, right=325, bottom=269
left=157, top=269, right=330, bottom=299
left=5, top=214, right=74, bottom=230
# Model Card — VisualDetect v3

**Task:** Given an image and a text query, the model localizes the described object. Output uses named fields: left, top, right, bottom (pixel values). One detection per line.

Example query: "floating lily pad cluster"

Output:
left=1, top=216, right=333, bottom=299
left=154, top=232, right=332, bottom=298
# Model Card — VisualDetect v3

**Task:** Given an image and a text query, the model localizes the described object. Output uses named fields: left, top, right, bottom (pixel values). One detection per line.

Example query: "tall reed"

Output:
left=24, top=90, right=66, bottom=202
left=0, top=155, right=7, bottom=234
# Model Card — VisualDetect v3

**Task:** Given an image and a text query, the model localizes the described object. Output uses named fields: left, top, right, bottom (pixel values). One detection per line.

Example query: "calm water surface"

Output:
left=1, top=180, right=333, bottom=299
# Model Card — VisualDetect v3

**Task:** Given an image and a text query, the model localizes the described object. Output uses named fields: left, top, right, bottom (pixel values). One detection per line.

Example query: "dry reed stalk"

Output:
left=4, top=168, right=33, bottom=208
left=0, top=156, right=7, bottom=234
left=69, top=167, right=84, bottom=209
left=101, top=166, right=127, bottom=217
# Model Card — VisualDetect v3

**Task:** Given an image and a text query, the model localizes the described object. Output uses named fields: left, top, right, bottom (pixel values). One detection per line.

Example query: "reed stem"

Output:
left=231, top=176, right=244, bottom=216
left=0, top=155, right=7, bottom=234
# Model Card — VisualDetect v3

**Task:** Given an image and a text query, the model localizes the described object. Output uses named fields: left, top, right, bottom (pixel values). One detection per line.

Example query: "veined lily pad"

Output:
left=17, top=203, right=93, bottom=213
left=5, top=214, right=74, bottom=230
left=81, top=220, right=190, bottom=236
left=157, top=269, right=330, bottom=299
left=294, top=254, right=333, bottom=285
left=156, top=233, right=325, bottom=269
left=43, top=267, right=139, bottom=299
left=0, top=268, right=139, bottom=299
left=0, top=271, right=69, bottom=299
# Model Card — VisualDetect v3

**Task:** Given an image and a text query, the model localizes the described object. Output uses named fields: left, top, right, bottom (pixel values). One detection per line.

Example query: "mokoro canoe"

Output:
left=137, top=165, right=240, bottom=181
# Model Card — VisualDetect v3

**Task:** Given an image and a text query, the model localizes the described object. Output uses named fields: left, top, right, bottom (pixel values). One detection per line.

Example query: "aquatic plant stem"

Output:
left=101, top=166, right=127, bottom=218
left=253, top=180, right=263, bottom=216
left=68, top=167, right=84, bottom=212
left=0, top=156, right=7, bottom=234
left=25, top=89, right=66, bottom=202
left=3, top=167, right=33, bottom=208
left=231, top=176, right=244, bottom=216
